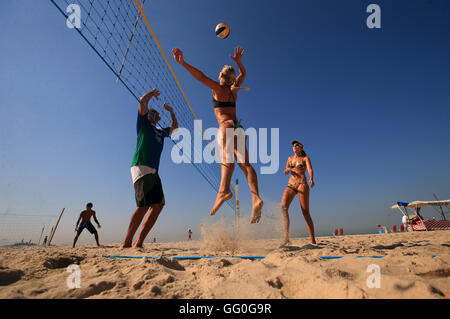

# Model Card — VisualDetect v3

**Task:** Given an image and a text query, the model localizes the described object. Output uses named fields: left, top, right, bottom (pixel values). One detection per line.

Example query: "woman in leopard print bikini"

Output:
left=281, top=140, right=316, bottom=246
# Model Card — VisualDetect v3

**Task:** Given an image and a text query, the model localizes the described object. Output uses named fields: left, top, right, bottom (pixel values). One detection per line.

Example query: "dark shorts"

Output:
left=134, top=173, right=165, bottom=207
left=77, top=222, right=97, bottom=235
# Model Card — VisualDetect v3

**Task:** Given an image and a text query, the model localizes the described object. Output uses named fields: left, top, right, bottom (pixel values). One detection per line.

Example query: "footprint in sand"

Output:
left=325, top=268, right=354, bottom=280
left=43, top=256, right=84, bottom=269
left=156, top=257, right=185, bottom=271
left=416, top=268, right=450, bottom=279
left=267, top=277, right=283, bottom=289
left=0, top=269, right=24, bottom=286
left=72, top=281, right=116, bottom=298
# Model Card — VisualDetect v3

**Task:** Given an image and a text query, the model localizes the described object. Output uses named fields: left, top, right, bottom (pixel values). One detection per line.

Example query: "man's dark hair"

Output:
left=86, top=202, right=93, bottom=208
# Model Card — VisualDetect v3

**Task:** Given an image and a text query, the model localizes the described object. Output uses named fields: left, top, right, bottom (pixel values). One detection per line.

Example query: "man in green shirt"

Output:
left=120, top=88, right=178, bottom=249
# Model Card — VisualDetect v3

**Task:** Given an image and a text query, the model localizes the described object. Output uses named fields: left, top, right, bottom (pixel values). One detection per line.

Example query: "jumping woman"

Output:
left=172, top=46, right=263, bottom=223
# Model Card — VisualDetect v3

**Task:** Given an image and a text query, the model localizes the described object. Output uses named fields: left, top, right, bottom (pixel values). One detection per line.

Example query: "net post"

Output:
left=48, top=208, right=65, bottom=246
left=38, top=226, right=45, bottom=246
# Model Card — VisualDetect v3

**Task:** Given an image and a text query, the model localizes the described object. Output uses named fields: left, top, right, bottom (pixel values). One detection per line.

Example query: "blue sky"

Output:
left=0, top=0, right=449, bottom=245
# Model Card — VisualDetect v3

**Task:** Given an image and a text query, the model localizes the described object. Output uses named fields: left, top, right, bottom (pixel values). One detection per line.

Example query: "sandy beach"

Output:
left=0, top=230, right=449, bottom=299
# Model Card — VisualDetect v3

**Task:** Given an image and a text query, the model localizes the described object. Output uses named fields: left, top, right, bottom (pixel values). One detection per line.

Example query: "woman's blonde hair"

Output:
left=221, top=65, right=236, bottom=86
left=221, top=65, right=249, bottom=91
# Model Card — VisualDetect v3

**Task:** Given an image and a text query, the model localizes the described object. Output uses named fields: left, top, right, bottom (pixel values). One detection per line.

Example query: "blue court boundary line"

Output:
left=102, top=255, right=441, bottom=260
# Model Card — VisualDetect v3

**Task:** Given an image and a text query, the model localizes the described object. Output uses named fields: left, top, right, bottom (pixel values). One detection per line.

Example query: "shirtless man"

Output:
left=73, top=202, right=101, bottom=248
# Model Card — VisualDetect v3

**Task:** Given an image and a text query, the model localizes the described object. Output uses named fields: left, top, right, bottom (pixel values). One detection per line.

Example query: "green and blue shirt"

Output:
left=131, top=111, right=170, bottom=182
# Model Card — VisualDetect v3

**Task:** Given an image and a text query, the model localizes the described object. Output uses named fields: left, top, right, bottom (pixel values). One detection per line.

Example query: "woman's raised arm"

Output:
left=230, top=46, right=246, bottom=87
left=172, top=48, right=221, bottom=91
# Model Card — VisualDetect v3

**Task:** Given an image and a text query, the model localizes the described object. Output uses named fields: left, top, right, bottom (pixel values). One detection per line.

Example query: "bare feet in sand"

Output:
left=210, top=192, right=233, bottom=216
left=250, top=198, right=264, bottom=224
left=119, top=243, right=131, bottom=250
left=132, top=242, right=144, bottom=249
left=279, top=238, right=290, bottom=247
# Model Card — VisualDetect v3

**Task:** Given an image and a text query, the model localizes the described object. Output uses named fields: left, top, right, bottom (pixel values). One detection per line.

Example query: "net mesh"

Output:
left=49, top=0, right=235, bottom=211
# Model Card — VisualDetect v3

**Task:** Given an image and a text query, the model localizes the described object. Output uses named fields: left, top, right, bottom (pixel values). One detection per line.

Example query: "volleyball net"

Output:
left=49, top=0, right=235, bottom=211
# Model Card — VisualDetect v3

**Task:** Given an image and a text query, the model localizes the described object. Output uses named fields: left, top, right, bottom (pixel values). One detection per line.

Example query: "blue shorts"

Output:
left=77, top=222, right=97, bottom=235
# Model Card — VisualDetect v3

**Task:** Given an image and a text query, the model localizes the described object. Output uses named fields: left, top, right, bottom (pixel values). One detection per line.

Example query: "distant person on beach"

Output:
left=188, top=229, right=192, bottom=241
left=402, top=215, right=408, bottom=230
left=172, top=46, right=263, bottom=223
left=281, top=141, right=316, bottom=246
left=42, top=236, right=48, bottom=246
left=73, top=202, right=101, bottom=248
left=120, top=88, right=178, bottom=249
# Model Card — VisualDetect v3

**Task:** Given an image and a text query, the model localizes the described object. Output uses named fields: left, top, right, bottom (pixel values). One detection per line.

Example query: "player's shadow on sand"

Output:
left=148, top=247, right=200, bottom=253
left=280, top=244, right=323, bottom=251
left=86, top=245, right=116, bottom=249
left=371, top=243, right=405, bottom=250
left=372, top=241, right=431, bottom=250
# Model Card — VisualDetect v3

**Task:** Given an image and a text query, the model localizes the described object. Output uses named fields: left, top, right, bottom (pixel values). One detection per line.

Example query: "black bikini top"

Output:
left=213, top=99, right=236, bottom=108
left=213, top=86, right=236, bottom=108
